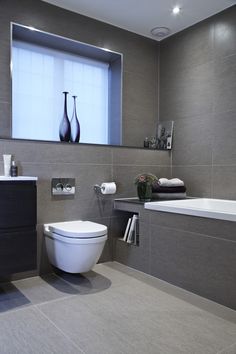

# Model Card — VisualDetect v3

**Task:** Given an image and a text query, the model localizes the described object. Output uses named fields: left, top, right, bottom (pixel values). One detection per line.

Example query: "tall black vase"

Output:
left=70, top=95, right=80, bottom=143
left=59, top=91, right=71, bottom=142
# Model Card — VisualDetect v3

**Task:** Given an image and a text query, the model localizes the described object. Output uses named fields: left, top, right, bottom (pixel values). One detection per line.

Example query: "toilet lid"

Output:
left=48, top=220, right=107, bottom=239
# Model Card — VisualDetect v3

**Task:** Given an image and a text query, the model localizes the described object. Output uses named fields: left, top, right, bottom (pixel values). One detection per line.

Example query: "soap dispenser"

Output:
left=10, top=160, right=18, bottom=177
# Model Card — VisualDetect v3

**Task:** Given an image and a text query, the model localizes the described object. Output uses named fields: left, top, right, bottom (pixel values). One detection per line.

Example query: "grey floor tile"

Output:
left=13, top=274, right=78, bottom=305
left=1, top=263, right=236, bottom=354
left=107, top=262, right=236, bottom=323
left=0, top=306, right=83, bottom=354
left=38, top=295, right=136, bottom=354
left=53, top=268, right=112, bottom=294
left=91, top=262, right=140, bottom=287
left=0, top=282, right=30, bottom=313
left=37, top=263, right=236, bottom=354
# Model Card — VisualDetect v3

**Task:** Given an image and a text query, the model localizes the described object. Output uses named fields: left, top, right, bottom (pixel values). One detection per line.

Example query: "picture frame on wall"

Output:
left=156, top=120, right=174, bottom=150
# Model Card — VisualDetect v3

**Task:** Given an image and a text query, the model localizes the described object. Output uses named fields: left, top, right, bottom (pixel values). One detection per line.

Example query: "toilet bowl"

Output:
left=44, top=220, right=107, bottom=273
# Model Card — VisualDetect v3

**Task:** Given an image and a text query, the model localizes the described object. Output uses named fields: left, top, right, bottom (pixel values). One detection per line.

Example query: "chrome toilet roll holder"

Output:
left=94, top=182, right=116, bottom=195
left=94, top=184, right=105, bottom=194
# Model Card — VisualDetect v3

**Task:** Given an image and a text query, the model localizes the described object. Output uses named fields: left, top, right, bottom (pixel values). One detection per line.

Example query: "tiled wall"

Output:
left=0, top=0, right=169, bottom=276
left=0, top=139, right=170, bottom=275
left=160, top=5, right=236, bottom=200
left=0, top=0, right=159, bottom=147
left=2, top=0, right=236, bottom=279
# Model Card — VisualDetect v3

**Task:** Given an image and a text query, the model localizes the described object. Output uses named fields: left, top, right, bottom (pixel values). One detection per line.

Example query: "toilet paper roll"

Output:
left=101, top=182, right=116, bottom=195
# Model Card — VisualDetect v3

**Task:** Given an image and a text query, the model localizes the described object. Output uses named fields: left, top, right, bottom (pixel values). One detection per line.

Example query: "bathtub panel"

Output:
left=150, top=223, right=236, bottom=310
left=149, top=210, right=236, bottom=242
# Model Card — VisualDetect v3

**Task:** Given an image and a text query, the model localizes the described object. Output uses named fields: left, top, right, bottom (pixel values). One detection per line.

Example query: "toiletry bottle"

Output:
left=10, top=161, right=18, bottom=177
left=144, top=137, right=149, bottom=148
left=3, top=154, right=12, bottom=177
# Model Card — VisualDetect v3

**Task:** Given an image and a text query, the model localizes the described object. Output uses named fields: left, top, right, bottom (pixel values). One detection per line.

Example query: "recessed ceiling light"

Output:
left=150, top=27, right=171, bottom=38
left=172, top=6, right=181, bottom=15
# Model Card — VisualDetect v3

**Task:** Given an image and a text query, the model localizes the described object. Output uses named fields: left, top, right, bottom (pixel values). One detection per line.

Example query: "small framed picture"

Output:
left=156, top=121, right=174, bottom=150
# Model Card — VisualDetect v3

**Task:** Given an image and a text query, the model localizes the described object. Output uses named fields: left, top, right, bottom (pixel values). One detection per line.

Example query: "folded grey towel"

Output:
left=152, top=183, right=186, bottom=193
left=158, top=178, right=184, bottom=187
left=152, top=192, right=187, bottom=200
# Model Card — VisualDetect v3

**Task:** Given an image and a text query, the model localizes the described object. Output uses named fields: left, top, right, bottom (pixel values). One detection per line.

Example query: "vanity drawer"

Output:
left=0, top=229, right=37, bottom=275
left=0, top=182, right=36, bottom=229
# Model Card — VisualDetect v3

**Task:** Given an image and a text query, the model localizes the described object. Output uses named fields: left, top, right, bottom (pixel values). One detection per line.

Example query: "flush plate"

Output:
left=51, top=178, right=75, bottom=195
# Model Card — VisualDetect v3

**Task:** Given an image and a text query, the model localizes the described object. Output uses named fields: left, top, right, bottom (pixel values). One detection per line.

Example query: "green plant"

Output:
left=134, top=173, right=158, bottom=185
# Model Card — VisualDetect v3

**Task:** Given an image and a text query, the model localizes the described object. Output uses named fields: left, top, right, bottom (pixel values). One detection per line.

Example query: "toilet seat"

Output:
left=44, top=220, right=107, bottom=243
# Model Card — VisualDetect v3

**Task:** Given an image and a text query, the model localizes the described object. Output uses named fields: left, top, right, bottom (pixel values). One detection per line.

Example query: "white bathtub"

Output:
left=145, top=198, right=236, bottom=222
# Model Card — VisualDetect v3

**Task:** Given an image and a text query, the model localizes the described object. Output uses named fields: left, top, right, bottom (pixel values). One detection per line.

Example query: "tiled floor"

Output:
left=0, top=262, right=236, bottom=354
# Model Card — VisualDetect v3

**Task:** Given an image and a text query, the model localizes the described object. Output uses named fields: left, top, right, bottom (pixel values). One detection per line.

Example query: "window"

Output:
left=12, top=40, right=109, bottom=144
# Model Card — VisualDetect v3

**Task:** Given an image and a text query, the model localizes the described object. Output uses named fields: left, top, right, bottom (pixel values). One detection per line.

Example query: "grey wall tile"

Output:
left=213, top=6, right=236, bottom=58
left=172, top=114, right=213, bottom=165
left=212, top=166, right=236, bottom=200
left=122, top=114, right=157, bottom=148
left=1, top=140, right=112, bottom=164
left=160, top=20, right=214, bottom=73
left=0, top=66, right=11, bottom=103
left=213, top=110, right=236, bottom=165
left=213, top=54, right=236, bottom=113
left=172, top=166, right=212, bottom=197
left=123, top=71, right=156, bottom=115
left=113, top=147, right=171, bottom=166
left=160, top=62, right=214, bottom=121
left=0, top=102, right=11, bottom=138
left=123, top=46, right=158, bottom=79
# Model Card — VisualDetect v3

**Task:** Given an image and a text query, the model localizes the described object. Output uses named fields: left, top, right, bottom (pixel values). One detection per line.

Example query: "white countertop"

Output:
left=0, top=176, right=38, bottom=181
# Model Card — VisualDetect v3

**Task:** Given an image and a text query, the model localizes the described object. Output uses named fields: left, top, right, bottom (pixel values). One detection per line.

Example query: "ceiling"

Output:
left=42, top=0, right=236, bottom=40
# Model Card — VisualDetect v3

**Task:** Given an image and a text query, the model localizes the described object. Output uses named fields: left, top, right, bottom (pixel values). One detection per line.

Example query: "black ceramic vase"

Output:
left=59, top=91, right=71, bottom=142
left=70, top=95, right=80, bottom=143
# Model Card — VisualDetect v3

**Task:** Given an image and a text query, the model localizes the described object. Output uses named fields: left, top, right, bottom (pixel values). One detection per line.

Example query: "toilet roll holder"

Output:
left=94, top=182, right=116, bottom=194
left=94, top=184, right=105, bottom=194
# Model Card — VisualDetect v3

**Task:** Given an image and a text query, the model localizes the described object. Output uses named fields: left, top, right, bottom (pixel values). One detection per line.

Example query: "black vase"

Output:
left=59, top=91, right=71, bottom=142
left=137, top=182, right=152, bottom=202
left=70, top=95, right=80, bottom=143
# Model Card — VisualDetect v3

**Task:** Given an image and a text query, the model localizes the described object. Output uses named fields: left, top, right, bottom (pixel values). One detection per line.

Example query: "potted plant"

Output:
left=134, top=173, right=158, bottom=202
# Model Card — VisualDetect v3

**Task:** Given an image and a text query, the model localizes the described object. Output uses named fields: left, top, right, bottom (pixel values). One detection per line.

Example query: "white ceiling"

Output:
left=42, top=0, right=236, bottom=40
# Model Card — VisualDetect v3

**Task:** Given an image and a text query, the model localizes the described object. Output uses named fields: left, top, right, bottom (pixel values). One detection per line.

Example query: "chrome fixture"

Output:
left=51, top=178, right=75, bottom=195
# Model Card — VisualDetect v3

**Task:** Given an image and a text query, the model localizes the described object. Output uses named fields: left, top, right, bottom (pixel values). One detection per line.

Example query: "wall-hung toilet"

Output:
left=44, top=220, right=107, bottom=273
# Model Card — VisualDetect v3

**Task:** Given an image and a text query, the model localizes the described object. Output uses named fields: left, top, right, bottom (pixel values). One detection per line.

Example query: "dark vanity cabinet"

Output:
left=0, top=181, right=37, bottom=275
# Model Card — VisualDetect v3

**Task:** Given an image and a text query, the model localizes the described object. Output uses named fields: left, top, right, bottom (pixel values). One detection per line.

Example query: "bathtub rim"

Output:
left=145, top=198, right=236, bottom=222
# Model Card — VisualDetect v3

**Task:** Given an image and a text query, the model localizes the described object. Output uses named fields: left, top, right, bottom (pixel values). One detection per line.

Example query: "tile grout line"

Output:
left=35, top=305, right=86, bottom=354
left=15, top=161, right=171, bottom=167
left=148, top=222, right=236, bottom=243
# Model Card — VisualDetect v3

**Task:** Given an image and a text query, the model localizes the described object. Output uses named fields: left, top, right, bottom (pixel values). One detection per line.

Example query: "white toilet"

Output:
left=44, top=220, right=107, bottom=273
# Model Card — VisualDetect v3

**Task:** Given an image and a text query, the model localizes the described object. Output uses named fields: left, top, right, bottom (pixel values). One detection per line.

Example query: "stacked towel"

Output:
left=158, top=178, right=184, bottom=187
left=152, top=178, right=187, bottom=200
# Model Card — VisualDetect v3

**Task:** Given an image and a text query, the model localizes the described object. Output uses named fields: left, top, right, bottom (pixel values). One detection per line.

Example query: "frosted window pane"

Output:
left=12, top=40, right=109, bottom=144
